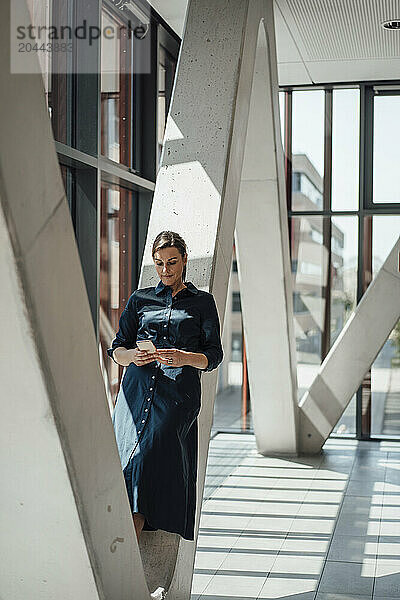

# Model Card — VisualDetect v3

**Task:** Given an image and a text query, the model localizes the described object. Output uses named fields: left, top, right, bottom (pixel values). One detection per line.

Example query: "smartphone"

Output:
left=136, top=339, right=157, bottom=353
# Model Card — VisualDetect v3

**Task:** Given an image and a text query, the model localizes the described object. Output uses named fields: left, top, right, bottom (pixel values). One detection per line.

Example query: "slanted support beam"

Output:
left=299, top=237, right=400, bottom=453
left=0, top=1, right=148, bottom=598
left=235, top=3, right=298, bottom=456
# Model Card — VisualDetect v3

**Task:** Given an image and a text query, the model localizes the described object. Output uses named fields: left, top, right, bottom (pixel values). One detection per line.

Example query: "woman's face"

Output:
left=153, top=246, right=187, bottom=288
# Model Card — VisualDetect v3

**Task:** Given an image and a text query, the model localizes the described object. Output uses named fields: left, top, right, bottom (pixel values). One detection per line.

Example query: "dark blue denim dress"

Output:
left=107, top=279, right=223, bottom=540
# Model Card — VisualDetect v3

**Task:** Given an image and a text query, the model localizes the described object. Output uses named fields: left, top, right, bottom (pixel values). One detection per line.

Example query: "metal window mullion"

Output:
left=356, top=84, right=374, bottom=439
left=321, top=89, right=332, bottom=360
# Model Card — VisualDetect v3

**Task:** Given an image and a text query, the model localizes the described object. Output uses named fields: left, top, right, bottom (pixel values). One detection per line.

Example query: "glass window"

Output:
left=279, top=91, right=285, bottom=150
left=370, top=216, right=400, bottom=436
left=292, top=90, right=325, bottom=211
left=101, top=6, right=133, bottom=166
left=332, top=395, right=357, bottom=436
left=158, top=45, right=177, bottom=164
left=47, top=0, right=74, bottom=146
left=330, top=216, right=358, bottom=347
left=331, top=89, right=360, bottom=211
left=287, top=86, right=400, bottom=440
left=231, top=332, right=242, bottom=362
left=100, top=181, right=137, bottom=403
left=292, top=172, right=323, bottom=209
left=373, top=94, right=400, bottom=204
left=291, top=215, right=329, bottom=399
left=371, top=216, right=400, bottom=277
left=232, top=291, right=241, bottom=312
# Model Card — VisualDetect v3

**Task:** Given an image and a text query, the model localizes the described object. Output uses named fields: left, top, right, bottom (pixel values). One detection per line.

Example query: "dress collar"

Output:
left=154, top=280, right=199, bottom=295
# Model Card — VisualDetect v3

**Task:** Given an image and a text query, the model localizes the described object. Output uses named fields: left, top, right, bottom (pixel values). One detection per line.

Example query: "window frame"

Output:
left=280, top=81, right=400, bottom=442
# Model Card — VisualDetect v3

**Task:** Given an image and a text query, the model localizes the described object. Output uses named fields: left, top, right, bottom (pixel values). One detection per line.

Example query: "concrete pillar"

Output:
left=299, top=237, right=400, bottom=453
left=137, top=0, right=277, bottom=597
left=235, top=4, right=298, bottom=455
left=0, top=1, right=148, bottom=598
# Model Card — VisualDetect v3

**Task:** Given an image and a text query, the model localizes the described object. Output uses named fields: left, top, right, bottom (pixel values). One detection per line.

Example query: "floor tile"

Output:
left=231, top=534, right=285, bottom=553
left=375, top=538, right=400, bottom=561
left=318, top=561, right=375, bottom=596
left=280, top=535, right=330, bottom=556
left=327, top=535, right=378, bottom=562
left=218, top=549, right=276, bottom=574
left=340, top=495, right=377, bottom=514
left=311, top=479, right=348, bottom=491
left=298, top=502, right=341, bottom=518
left=258, top=575, right=318, bottom=598
left=378, top=520, right=400, bottom=536
left=346, top=480, right=381, bottom=497
left=304, top=490, right=345, bottom=504
left=350, top=467, right=386, bottom=482
left=200, top=572, right=266, bottom=598
left=198, top=593, right=257, bottom=600
left=246, top=515, right=294, bottom=534
left=191, top=572, right=216, bottom=596
left=316, top=594, right=371, bottom=600
left=374, top=559, right=400, bottom=597
left=314, top=469, right=348, bottom=481
left=196, top=533, right=240, bottom=550
left=199, top=512, right=253, bottom=532
left=334, top=512, right=377, bottom=537
left=194, top=549, right=230, bottom=572
left=270, top=554, right=325, bottom=575
left=289, top=517, right=336, bottom=535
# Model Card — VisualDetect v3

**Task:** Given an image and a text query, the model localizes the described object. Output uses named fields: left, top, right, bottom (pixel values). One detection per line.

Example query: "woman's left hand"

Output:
left=156, top=348, right=189, bottom=367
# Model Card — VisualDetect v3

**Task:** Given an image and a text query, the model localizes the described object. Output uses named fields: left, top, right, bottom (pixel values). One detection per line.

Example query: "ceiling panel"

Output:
left=278, top=0, right=400, bottom=61
left=148, top=0, right=400, bottom=85
left=277, top=0, right=400, bottom=84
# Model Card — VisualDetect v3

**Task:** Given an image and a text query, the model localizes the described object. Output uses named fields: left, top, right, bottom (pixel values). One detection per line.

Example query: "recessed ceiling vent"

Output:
left=382, top=20, right=400, bottom=30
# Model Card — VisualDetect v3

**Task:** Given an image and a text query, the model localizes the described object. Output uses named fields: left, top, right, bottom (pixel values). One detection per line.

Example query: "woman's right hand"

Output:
left=112, top=346, right=159, bottom=367
left=128, top=348, right=159, bottom=367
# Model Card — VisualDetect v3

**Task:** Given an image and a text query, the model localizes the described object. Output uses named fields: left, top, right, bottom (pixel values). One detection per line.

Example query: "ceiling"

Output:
left=149, top=0, right=400, bottom=86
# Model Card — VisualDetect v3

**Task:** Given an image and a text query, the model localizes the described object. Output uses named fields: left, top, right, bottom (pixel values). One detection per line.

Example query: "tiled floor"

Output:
left=192, top=433, right=400, bottom=600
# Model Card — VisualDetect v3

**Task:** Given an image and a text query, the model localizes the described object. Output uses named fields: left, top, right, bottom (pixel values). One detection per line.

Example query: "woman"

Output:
left=107, top=231, right=223, bottom=546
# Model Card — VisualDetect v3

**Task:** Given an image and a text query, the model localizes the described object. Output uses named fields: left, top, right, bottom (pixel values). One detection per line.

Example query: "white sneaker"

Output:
left=150, top=586, right=167, bottom=599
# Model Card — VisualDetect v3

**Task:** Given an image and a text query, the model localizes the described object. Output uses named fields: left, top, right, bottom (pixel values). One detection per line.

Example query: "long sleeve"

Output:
left=198, top=294, right=224, bottom=372
left=107, top=292, right=139, bottom=364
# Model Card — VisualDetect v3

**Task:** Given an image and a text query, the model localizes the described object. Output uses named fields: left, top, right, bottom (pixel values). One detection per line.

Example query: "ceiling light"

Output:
left=382, top=20, right=400, bottom=29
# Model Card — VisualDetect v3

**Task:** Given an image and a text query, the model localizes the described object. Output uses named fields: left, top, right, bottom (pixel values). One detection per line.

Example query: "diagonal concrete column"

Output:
left=299, top=237, right=400, bottom=453
left=137, top=0, right=278, bottom=597
left=0, top=2, right=149, bottom=599
left=235, top=3, right=298, bottom=455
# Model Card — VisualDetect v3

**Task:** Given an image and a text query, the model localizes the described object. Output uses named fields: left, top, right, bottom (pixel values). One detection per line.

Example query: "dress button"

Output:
left=164, top=324, right=167, bottom=328
left=152, top=375, right=155, bottom=379
left=163, top=336, right=167, bottom=339
left=147, top=398, right=150, bottom=402
left=141, top=419, right=145, bottom=423
left=137, top=430, right=141, bottom=434
left=145, top=408, right=148, bottom=412
left=150, top=387, right=153, bottom=391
